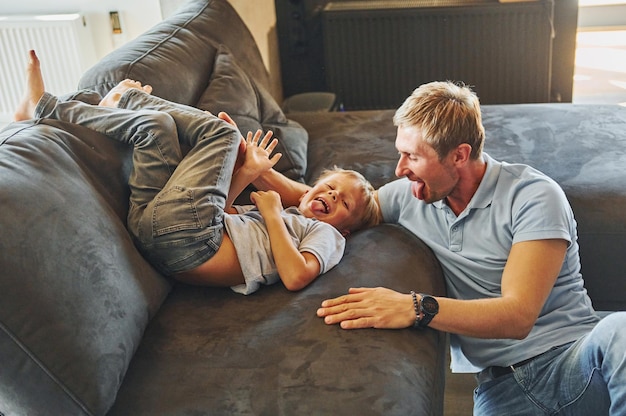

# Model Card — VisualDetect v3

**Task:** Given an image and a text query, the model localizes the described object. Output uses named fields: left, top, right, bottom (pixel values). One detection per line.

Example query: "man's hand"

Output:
left=316, top=287, right=415, bottom=329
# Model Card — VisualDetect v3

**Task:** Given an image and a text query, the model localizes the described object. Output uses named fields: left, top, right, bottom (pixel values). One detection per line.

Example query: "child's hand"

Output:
left=241, top=130, right=282, bottom=178
left=250, top=190, right=283, bottom=217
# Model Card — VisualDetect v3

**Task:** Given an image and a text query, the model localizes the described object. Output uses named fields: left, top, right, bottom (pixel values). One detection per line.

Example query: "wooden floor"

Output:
left=443, top=348, right=475, bottom=416
left=444, top=373, right=476, bottom=416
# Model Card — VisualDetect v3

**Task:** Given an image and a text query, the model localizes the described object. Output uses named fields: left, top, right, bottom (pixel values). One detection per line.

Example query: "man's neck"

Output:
left=445, top=157, right=487, bottom=216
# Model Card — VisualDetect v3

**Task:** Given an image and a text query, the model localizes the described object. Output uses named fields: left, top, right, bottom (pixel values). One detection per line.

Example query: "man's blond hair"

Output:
left=393, top=81, right=485, bottom=160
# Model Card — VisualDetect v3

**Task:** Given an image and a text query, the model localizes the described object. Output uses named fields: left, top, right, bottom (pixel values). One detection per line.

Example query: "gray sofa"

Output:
left=292, top=105, right=626, bottom=313
left=0, top=1, right=624, bottom=415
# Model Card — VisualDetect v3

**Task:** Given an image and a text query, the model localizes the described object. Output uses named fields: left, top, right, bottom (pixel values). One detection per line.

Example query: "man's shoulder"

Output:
left=498, top=159, right=553, bottom=181
left=378, top=177, right=412, bottom=198
left=494, top=160, right=562, bottom=198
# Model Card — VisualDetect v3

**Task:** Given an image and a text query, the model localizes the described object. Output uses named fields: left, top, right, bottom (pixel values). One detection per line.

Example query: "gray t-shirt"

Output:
left=378, top=154, right=599, bottom=372
left=224, top=206, right=345, bottom=295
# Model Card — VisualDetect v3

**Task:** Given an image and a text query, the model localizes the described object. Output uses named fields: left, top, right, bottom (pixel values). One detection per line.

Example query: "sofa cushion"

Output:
left=105, top=224, right=447, bottom=416
left=78, top=0, right=308, bottom=184
left=289, top=109, right=399, bottom=187
left=480, top=103, right=626, bottom=311
left=0, top=120, right=170, bottom=415
left=197, top=46, right=308, bottom=182
left=79, top=0, right=270, bottom=105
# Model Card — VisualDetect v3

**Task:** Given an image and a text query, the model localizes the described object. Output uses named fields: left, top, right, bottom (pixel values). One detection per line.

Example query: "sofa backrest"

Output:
left=0, top=2, right=305, bottom=415
left=0, top=118, right=171, bottom=415
left=481, top=103, right=626, bottom=311
left=79, top=0, right=309, bottom=184
left=79, top=0, right=270, bottom=105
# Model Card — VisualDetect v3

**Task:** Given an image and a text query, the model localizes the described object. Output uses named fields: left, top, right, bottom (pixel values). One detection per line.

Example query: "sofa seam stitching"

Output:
left=0, top=319, right=94, bottom=416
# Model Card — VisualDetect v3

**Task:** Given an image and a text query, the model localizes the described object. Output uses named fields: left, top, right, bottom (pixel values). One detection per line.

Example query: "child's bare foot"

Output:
left=14, top=50, right=45, bottom=121
left=99, top=79, right=153, bottom=108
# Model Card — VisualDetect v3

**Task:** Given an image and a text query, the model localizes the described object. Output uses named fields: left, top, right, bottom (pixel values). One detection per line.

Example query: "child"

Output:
left=16, top=50, right=380, bottom=295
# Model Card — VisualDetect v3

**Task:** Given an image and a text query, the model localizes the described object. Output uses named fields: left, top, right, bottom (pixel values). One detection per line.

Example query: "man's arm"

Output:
left=317, top=239, right=567, bottom=339
left=253, top=169, right=311, bottom=208
left=434, top=239, right=566, bottom=339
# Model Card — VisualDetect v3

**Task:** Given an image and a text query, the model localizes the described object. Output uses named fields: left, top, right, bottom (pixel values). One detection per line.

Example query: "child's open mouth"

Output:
left=314, top=197, right=330, bottom=214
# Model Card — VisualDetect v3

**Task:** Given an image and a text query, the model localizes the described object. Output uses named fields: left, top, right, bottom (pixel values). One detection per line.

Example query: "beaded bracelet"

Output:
left=410, top=291, right=421, bottom=328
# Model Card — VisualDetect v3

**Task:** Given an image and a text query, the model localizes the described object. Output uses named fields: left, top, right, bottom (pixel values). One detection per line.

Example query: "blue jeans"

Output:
left=36, top=89, right=240, bottom=275
left=474, top=312, right=626, bottom=415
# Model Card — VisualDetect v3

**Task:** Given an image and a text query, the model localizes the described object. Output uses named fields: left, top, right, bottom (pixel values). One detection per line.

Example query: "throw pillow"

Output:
left=197, top=45, right=308, bottom=183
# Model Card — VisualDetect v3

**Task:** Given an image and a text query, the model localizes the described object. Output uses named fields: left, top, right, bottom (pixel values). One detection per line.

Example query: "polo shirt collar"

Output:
left=432, top=153, right=500, bottom=213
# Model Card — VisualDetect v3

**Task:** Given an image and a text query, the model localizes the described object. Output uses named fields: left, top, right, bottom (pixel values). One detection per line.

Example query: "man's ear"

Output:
left=453, top=143, right=472, bottom=165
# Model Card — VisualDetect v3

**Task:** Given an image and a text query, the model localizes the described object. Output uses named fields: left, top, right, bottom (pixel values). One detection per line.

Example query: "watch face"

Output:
left=422, top=296, right=438, bottom=314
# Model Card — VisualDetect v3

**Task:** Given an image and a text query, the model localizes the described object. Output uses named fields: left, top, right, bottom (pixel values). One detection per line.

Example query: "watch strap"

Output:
left=418, top=293, right=438, bottom=328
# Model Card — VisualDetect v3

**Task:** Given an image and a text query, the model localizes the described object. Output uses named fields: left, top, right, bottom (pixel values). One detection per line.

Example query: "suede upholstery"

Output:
left=0, top=120, right=170, bottom=415
left=196, top=46, right=308, bottom=181
left=1, top=1, right=624, bottom=415
left=1, top=1, right=447, bottom=415
left=291, top=106, right=626, bottom=311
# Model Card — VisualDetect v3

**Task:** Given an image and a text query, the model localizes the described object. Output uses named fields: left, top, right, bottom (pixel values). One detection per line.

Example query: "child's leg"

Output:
left=36, top=91, right=239, bottom=274
left=113, top=86, right=240, bottom=150
left=37, top=90, right=240, bottom=274
left=101, top=80, right=246, bottom=172
left=35, top=92, right=183, bottom=211
left=110, top=89, right=243, bottom=275
left=61, top=89, right=103, bottom=106
left=17, top=51, right=182, bottom=211
left=111, top=87, right=243, bottom=225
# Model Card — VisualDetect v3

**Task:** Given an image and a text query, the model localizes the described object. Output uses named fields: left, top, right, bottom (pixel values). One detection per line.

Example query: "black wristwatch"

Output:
left=411, top=292, right=439, bottom=328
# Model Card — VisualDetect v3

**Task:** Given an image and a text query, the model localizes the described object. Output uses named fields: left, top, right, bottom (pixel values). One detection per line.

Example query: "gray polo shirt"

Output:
left=225, top=206, right=345, bottom=295
left=378, top=153, right=599, bottom=372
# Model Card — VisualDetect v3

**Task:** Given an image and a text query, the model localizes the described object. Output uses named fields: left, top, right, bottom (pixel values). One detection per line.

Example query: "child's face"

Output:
left=298, top=172, right=363, bottom=234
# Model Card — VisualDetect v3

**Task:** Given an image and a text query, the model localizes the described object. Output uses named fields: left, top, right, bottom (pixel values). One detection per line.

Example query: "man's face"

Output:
left=394, top=125, right=459, bottom=204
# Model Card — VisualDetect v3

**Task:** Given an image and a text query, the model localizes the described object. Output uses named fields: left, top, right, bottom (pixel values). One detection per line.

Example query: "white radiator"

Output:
left=0, top=14, right=96, bottom=123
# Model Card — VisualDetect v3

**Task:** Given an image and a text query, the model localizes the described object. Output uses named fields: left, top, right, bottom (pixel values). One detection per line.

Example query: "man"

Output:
left=260, top=81, right=625, bottom=415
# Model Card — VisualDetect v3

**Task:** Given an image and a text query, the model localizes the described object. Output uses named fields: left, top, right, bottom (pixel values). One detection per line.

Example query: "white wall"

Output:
left=2, top=0, right=281, bottom=98
left=2, top=0, right=163, bottom=67
left=228, top=0, right=282, bottom=99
